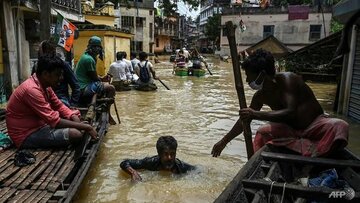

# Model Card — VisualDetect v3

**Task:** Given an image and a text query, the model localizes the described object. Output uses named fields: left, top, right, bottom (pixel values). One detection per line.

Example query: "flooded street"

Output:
left=74, top=55, right=360, bottom=203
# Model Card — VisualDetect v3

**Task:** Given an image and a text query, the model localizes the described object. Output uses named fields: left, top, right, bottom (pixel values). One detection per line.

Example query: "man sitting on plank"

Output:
left=6, top=55, right=97, bottom=149
left=120, top=136, right=195, bottom=182
left=212, top=49, right=349, bottom=157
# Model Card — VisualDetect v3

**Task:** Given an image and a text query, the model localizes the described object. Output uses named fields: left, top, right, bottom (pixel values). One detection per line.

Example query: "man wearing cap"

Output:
left=75, top=36, right=116, bottom=124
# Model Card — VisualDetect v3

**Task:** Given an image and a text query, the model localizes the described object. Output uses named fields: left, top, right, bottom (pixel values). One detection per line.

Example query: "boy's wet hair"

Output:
left=122, top=51, right=127, bottom=59
left=130, top=52, right=137, bottom=58
left=156, top=136, right=177, bottom=154
left=116, top=52, right=124, bottom=60
left=241, top=49, right=275, bottom=75
left=36, top=55, right=66, bottom=75
left=139, top=51, right=148, bottom=61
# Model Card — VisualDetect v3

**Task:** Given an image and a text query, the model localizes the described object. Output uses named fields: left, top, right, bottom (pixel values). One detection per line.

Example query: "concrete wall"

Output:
left=1, top=0, right=19, bottom=89
left=220, top=12, right=332, bottom=55
left=85, top=15, right=116, bottom=27
left=120, top=7, right=154, bottom=53
left=154, top=36, right=171, bottom=53
left=17, top=11, right=31, bottom=82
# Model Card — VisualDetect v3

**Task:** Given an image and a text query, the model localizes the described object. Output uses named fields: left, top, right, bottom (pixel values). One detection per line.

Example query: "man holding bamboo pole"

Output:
left=212, top=49, right=349, bottom=158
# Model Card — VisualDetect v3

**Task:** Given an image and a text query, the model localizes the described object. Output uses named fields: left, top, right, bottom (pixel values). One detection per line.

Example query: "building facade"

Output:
left=199, top=0, right=230, bottom=51
left=219, top=6, right=332, bottom=55
left=118, top=0, right=155, bottom=54
left=154, top=15, right=178, bottom=54
left=0, top=0, right=83, bottom=99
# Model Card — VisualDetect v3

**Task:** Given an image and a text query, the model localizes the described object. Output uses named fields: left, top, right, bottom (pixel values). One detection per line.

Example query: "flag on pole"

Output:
left=54, top=13, right=77, bottom=52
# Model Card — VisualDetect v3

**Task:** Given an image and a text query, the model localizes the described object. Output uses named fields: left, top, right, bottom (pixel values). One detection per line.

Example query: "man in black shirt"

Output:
left=120, top=136, right=195, bottom=181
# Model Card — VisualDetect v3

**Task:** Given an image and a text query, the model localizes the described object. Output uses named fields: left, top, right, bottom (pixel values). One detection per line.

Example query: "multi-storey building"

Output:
left=199, top=0, right=230, bottom=51
left=0, top=0, right=83, bottom=97
left=219, top=5, right=332, bottom=55
left=117, top=0, right=155, bottom=53
left=154, top=14, right=179, bottom=54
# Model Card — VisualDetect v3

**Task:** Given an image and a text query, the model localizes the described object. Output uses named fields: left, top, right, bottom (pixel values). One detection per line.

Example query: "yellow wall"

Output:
left=73, top=30, right=132, bottom=76
left=116, top=37, right=131, bottom=59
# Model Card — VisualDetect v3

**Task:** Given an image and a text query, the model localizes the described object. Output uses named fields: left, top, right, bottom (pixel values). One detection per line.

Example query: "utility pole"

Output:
left=40, top=0, right=51, bottom=41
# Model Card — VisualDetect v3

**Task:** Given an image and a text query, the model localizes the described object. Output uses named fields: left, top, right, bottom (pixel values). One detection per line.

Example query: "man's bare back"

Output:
left=253, top=72, right=324, bottom=129
left=211, top=49, right=348, bottom=157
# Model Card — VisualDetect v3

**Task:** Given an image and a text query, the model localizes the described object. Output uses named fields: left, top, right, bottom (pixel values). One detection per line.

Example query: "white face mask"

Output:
left=249, top=72, right=264, bottom=90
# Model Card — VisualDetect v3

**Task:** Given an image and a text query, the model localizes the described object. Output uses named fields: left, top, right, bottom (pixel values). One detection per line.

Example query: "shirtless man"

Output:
left=212, top=49, right=349, bottom=157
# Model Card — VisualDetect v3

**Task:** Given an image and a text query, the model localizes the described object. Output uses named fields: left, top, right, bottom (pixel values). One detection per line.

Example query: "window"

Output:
left=309, top=25, right=322, bottom=41
left=149, top=23, right=153, bottom=39
left=156, top=38, right=159, bottom=47
left=263, top=25, right=274, bottom=38
left=222, top=27, right=227, bottom=37
left=121, top=16, right=134, bottom=27
left=136, top=17, right=145, bottom=27
left=149, top=10, right=153, bottom=15
left=131, top=41, right=143, bottom=52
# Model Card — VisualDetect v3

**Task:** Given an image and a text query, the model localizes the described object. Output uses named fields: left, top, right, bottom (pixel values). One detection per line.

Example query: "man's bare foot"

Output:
left=109, top=114, right=117, bottom=125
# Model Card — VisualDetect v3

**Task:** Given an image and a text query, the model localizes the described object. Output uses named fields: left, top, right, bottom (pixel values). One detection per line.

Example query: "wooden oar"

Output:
left=195, top=47, right=213, bottom=75
left=204, top=61, right=213, bottom=75
left=74, top=94, right=97, bottom=161
left=113, top=99, right=121, bottom=124
left=97, top=97, right=121, bottom=124
left=225, top=21, right=254, bottom=159
left=158, top=79, right=170, bottom=90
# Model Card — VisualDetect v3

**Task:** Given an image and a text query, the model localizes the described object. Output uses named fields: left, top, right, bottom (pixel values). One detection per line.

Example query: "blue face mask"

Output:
left=249, top=72, right=264, bottom=90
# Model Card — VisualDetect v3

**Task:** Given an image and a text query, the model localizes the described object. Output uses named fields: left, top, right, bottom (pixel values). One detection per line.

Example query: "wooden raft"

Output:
left=0, top=106, right=109, bottom=202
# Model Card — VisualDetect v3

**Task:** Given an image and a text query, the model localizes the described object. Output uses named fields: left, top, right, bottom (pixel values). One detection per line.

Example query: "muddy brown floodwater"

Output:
left=74, top=55, right=360, bottom=203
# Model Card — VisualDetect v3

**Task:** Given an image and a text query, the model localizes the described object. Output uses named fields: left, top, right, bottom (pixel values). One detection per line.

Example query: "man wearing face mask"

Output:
left=75, top=36, right=116, bottom=124
left=120, top=136, right=196, bottom=182
left=212, top=49, right=349, bottom=158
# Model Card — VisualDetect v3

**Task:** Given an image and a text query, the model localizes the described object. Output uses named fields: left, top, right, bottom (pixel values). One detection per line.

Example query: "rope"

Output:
left=268, top=181, right=275, bottom=203
left=280, top=182, right=287, bottom=203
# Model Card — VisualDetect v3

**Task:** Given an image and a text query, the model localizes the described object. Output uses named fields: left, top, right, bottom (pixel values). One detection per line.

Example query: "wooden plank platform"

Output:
left=0, top=107, right=109, bottom=202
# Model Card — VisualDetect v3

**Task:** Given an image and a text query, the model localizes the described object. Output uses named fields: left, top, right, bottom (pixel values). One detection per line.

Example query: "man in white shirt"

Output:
left=182, top=47, right=190, bottom=62
left=108, top=52, right=131, bottom=91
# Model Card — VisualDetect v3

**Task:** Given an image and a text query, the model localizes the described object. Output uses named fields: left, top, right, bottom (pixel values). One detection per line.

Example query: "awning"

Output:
left=333, top=0, right=360, bottom=24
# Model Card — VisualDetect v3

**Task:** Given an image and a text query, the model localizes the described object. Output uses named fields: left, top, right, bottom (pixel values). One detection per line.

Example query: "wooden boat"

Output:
left=174, top=67, right=188, bottom=76
left=215, top=145, right=360, bottom=203
left=133, top=83, right=157, bottom=91
left=0, top=96, right=110, bottom=202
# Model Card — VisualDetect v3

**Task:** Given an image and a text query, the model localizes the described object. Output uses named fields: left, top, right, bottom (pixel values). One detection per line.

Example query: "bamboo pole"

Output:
left=158, top=79, right=170, bottom=90
left=225, top=21, right=254, bottom=159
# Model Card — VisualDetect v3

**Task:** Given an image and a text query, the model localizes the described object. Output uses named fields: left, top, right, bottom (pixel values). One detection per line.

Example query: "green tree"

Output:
left=155, top=0, right=199, bottom=16
left=330, top=18, right=344, bottom=33
left=204, top=14, right=221, bottom=49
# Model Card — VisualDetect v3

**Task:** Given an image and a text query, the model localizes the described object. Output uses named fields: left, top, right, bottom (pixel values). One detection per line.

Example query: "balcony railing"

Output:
left=154, top=28, right=177, bottom=36
left=13, top=0, right=81, bottom=14
left=222, top=5, right=332, bottom=15
left=51, top=0, right=81, bottom=14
